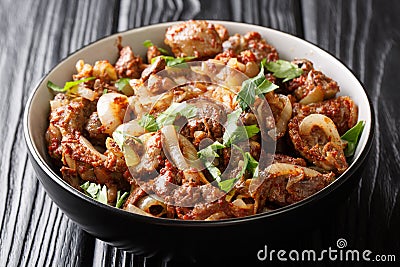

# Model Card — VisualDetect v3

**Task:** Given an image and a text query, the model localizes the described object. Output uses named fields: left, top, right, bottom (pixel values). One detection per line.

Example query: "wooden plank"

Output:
left=301, top=0, right=400, bottom=254
left=0, top=0, right=118, bottom=266
left=194, top=0, right=303, bottom=36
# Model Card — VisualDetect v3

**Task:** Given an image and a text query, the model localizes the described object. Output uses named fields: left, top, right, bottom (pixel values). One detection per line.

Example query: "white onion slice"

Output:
left=161, top=125, right=189, bottom=170
left=274, top=95, right=292, bottom=138
left=299, top=114, right=342, bottom=147
left=267, top=163, right=321, bottom=177
left=97, top=93, right=128, bottom=134
left=124, top=204, right=154, bottom=217
left=76, top=86, right=96, bottom=101
left=299, top=87, right=324, bottom=104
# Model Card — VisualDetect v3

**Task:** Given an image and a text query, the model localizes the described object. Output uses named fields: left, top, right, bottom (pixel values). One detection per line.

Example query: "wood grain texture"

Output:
left=302, top=0, right=400, bottom=256
left=0, top=0, right=399, bottom=266
left=0, top=0, right=117, bottom=266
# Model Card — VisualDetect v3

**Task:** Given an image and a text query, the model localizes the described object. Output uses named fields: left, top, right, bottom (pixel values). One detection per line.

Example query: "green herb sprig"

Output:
left=265, top=59, right=303, bottom=82
left=341, top=121, right=365, bottom=157
left=143, top=40, right=170, bottom=55
left=236, top=62, right=279, bottom=110
left=47, top=77, right=95, bottom=93
left=151, top=55, right=196, bottom=67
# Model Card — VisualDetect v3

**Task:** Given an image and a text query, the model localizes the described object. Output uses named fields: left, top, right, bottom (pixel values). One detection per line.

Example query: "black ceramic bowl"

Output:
left=23, top=21, right=374, bottom=262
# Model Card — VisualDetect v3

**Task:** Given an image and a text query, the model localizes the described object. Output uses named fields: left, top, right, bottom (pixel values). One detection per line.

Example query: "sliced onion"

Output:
left=161, top=125, right=206, bottom=173
left=272, top=95, right=292, bottom=139
left=299, top=114, right=342, bottom=147
left=76, top=86, right=96, bottom=101
left=299, top=87, right=324, bottom=104
left=161, top=125, right=189, bottom=170
left=97, top=93, right=128, bottom=134
left=79, top=135, right=107, bottom=161
left=232, top=198, right=248, bottom=208
left=123, top=145, right=141, bottom=167
left=63, top=153, right=76, bottom=170
left=114, top=120, right=145, bottom=137
left=267, top=163, right=321, bottom=177
left=124, top=203, right=154, bottom=217
left=137, top=196, right=167, bottom=217
left=205, top=212, right=228, bottom=221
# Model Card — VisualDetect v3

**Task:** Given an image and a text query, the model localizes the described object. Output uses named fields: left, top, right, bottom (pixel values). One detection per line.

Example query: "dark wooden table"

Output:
left=1, top=0, right=399, bottom=266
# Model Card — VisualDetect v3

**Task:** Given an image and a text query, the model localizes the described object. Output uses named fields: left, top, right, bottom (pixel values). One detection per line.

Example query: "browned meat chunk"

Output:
left=141, top=56, right=167, bottom=82
left=84, top=112, right=107, bottom=146
left=164, top=20, right=223, bottom=58
left=259, top=164, right=335, bottom=207
left=292, top=96, right=358, bottom=135
left=179, top=99, right=227, bottom=148
left=287, top=59, right=340, bottom=104
left=273, top=154, right=307, bottom=166
left=288, top=115, right=348, bottom=174
left=146, top=45, right=162, bottom=63
left=115, top=46, right=144, bottom=79
left=222, top=31, right=279, bottom=64
left=214, top=24, right=229, bottom=41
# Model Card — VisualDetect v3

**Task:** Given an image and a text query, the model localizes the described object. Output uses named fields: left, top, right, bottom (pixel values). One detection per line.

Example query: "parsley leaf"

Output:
left=47, top=77, right=95, bottom=92
left=197, top=141, right=225, bottom=160
left=218, top=147, right=259, bottom=192
left=115, top=78, right=134, bottom=96
left=97, top=185, right=108, bottom=204
left=341, top=121, right=365, bottom=157
left=156, top=102, right=198, bottom=127
left=143, top=40, right=170, bottom=55
left=80, top=181, right=108, bottom=204
left=265, top=59, right=303, bottom=82
left=116, top=191, right=129, bottom=208
left=237, top=62, right=279, bottom=110
left=151, top=55, right=196, bottom=67
left=112, top=130, right=142, bottom=150
left=223, top=109, right=260, bottom=146
left=197, top=141, right=225, bottom=183
left=138, top=114, right=159, bottom=132
left=245, top=152, right=259, bottom=178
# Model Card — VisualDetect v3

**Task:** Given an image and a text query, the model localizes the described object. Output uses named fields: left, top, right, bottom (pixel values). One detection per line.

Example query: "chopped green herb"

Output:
left=80, top=181, right=108, bottom=204
left=236, top=62, right=279, bottom=110
left=245, top=152, right=259, bottom=178
left=205, top=161, right=222, bottom=182
left=151, top=55, right=196, bottom=67
left=143, top=39, right=154, bottom=48
left=112, top=130, right=125, bottom=149
left=197, top=141, right=225, bottom=183
left=265, top=59, right=303, bottom=82
left=115, top=78, right=134, bottom=96
left=116, top=191, right=129, bottom=208
left=97, top=185, right=108, bottom=204
left=223, top=109, right=260, bottom=146
left=103, top=88, right=108, bottom=94
left=218, top=146, right=259, bottom=192
left=112, top=130, right=142, bottom=150
left=156, top=102, right=198, bottom=127
left=143, top=39, right=170, bottom=55
left=47, top=81, right=63, bottom=92
left=138, top=114, right=159, bottom=132
left=341, top=121, right=365, bottom=157
left=197, top=141, right=225, bottom=161
left=47, top=77, right=95, bottom=93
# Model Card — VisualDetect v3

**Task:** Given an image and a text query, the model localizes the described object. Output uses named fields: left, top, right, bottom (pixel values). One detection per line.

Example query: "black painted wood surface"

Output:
left=1, top=0, right=399, bottom=266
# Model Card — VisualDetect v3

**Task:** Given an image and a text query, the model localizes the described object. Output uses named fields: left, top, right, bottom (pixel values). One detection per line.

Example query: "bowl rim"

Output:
left=23, top=20, right=375, bottom=227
